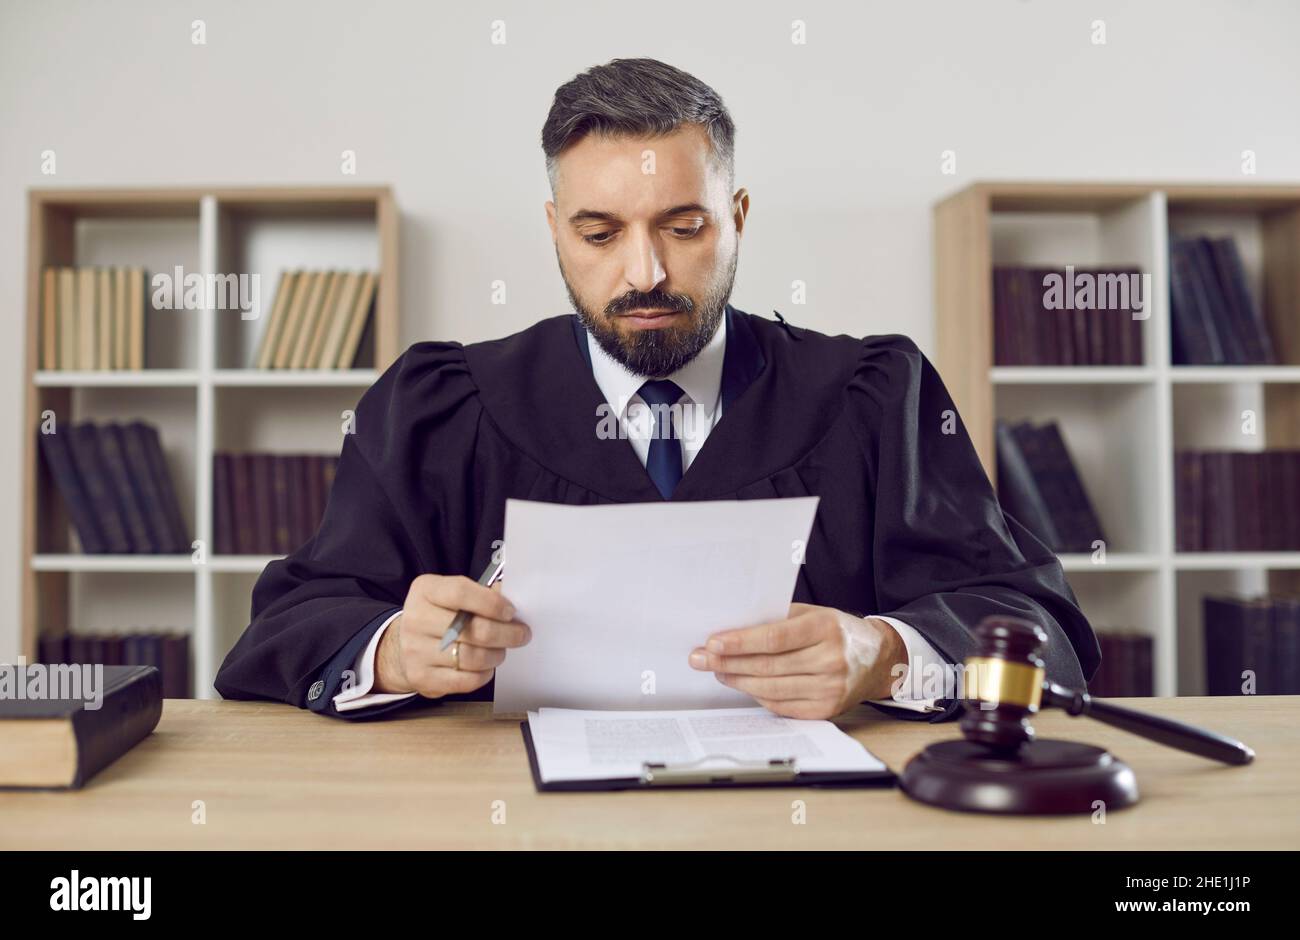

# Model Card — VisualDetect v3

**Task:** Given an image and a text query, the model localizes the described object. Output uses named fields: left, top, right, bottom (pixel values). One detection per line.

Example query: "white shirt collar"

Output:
left=586, top=313, right=727, bottom=421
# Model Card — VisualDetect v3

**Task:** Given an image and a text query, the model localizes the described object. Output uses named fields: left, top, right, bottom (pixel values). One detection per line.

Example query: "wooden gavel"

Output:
left=960, top=616, right=1254, bottom=765
left=900, top=616, right=1254, bottom=814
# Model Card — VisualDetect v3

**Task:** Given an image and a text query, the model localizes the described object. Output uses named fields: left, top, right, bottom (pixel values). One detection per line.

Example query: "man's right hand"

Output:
left=374, top=574, right=530, bottom=697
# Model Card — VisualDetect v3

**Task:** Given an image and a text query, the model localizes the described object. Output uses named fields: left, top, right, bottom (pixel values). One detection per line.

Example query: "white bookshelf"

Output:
left=936, top=183, right=1300, bottom=697
left=23, top=187, right=399, bottom=699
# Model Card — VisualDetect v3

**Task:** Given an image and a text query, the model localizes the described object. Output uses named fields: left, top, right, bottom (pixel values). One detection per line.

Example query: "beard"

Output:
left=560, top=249, right=737, bottom=378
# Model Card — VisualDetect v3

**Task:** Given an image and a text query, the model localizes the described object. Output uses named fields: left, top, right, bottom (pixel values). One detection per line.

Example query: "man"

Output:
left=215, top=58, right=1098, bottom=721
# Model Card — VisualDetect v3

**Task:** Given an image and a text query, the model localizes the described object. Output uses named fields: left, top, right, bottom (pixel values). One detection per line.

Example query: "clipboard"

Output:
left=520, top=719, right=897, bottom=792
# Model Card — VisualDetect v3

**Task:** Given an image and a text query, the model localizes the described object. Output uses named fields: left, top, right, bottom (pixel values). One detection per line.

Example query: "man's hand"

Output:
left=687, top=603, right=908, bottom=719
left=374, top=574, right=530, bottom=697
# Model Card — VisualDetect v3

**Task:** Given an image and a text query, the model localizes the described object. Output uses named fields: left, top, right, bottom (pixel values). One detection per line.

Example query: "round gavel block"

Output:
left=900, top=738, right=1140, bottom=815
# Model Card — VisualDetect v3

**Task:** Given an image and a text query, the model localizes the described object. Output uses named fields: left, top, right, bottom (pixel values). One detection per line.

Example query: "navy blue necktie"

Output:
left=637, top=379, right=684, bottom=499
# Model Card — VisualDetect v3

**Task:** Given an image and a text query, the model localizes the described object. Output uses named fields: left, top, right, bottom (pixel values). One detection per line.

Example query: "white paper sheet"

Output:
left=526, top=706, right=887, bottom=783
left=493, top=497, right=819, bottom=712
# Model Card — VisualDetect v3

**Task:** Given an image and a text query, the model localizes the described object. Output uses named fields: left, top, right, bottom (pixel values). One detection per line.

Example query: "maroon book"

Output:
left=230, top=454, right=257, bottom=554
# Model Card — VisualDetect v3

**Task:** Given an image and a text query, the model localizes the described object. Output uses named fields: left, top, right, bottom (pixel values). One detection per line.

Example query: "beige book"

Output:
left=301, top=271, right=345, bottom=366
left=112, top=268, right=128, bottom=370
left=334, top=272, right=377, bottom=369
left=96, top=268, right=112, bottom=369
left=253, top=271, right=298, bottom=370
left=41, top=268, right=57, bottom=370
left=294, top=271, right=341, bottom=368
left=58, top=269, right=76, bottom=369
left=315, top=272, right=359, bottom=369
left=127, top=268, right=144, bottom=370
left=273, top=271, right=320, bottom=369
left=76, top=268, right=96, bottom=370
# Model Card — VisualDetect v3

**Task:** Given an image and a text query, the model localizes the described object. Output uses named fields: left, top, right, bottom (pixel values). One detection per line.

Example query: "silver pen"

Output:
left=438, top=552, right=506, bottom=651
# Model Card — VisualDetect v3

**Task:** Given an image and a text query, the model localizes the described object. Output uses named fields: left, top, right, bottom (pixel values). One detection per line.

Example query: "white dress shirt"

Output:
left=335, top=315, right=954, bottom=714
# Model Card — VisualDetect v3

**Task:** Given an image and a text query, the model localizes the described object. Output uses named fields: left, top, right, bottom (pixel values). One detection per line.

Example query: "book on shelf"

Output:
left=1203, top=594, right=1300, bottom=695
left=1088, top=631, right=1154, bottom=697
left=1169, top=234, right=1277, bottom=365
left=994, top=419, right=1108, bottom=553
left=40, top=265, right=145, bottom=371
left=1175, top=450, right=1300, bottom=551
left=37, top=630, right=191, bottom=699
left=213, top=452, right=339, bottom=554
left=992, top=266, right=1144, bottom=366
left=253, top=269, right=377, bottom=370
left=39, top=420, right=190, bottom=554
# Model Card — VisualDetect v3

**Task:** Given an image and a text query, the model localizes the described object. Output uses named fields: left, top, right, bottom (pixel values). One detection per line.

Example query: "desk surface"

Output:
left=2, top=696, right=1296, bottom=850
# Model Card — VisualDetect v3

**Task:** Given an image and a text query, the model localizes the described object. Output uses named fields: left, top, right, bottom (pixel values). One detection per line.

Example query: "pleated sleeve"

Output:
left=846, top=334, right=1101, bottom=717
left=213, top=342, right=483, bottom=708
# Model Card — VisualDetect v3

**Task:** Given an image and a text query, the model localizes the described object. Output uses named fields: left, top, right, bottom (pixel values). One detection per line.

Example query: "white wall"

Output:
left=2, top=0, right=1298, bottom=660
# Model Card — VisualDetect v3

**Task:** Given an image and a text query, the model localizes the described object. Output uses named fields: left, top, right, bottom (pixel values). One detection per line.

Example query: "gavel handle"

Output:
left=1041, top=682, right=1255, bottom=766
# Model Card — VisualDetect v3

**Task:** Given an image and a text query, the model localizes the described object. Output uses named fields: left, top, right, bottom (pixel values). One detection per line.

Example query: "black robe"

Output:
left=214, top=305, right=1100, bottom=720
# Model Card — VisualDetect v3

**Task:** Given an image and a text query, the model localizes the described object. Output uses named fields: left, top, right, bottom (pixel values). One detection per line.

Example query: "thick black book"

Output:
left=0, top=665, right=162, bottom=789
left=995, top=420, right=1062, bottom=550
left=37, top=426, right=108, bottom=553
left=67, top=422, right=132, bottom=553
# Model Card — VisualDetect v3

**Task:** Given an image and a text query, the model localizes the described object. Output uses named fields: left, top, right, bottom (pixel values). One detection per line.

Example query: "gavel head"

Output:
left=959, top=616, right=1048, bottom=753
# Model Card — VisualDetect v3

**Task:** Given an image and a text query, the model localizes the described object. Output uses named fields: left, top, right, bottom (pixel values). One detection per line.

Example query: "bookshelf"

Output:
left=22, top=186, right=399, bottom=698
left=935, top=182, right=1300, bottom=697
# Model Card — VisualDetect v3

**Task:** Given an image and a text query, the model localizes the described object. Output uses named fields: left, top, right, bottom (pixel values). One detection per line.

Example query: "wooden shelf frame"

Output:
left=934, top=181, right=1300, bottom=696
left=21, top=186, right=400, bottom=697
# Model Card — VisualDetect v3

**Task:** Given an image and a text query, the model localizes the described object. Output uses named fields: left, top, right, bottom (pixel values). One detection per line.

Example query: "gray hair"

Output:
left=541, top=58, right=736, bottom=195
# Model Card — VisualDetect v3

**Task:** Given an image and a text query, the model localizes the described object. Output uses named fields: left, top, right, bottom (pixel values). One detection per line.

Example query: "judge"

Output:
left=215, top=58, right=1099, bottom=722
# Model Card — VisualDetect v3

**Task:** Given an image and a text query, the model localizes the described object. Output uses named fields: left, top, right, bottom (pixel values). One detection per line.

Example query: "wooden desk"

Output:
left=2, top=696, right=1296, bottom=850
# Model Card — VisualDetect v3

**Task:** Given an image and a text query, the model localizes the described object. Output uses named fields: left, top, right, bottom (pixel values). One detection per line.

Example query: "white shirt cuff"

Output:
left=332, top=610, right=419, bottom=712
left=863, top=616, right=953, bottom=714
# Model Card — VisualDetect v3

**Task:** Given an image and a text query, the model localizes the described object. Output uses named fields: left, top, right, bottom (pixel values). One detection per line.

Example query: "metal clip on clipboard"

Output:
left=640, top=754, right=799, bottom=786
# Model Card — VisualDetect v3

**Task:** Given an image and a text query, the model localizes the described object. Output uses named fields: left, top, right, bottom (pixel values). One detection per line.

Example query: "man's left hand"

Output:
left=687, top=603, right=908, bottom=719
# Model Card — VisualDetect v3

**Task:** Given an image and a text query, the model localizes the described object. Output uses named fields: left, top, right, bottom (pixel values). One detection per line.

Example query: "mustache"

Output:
left=606, top=291, right=695, bottom=317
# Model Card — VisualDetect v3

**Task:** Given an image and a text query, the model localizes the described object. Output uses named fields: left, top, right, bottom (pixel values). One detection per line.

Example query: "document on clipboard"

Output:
left=523, top=706, right=893, bottom=790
